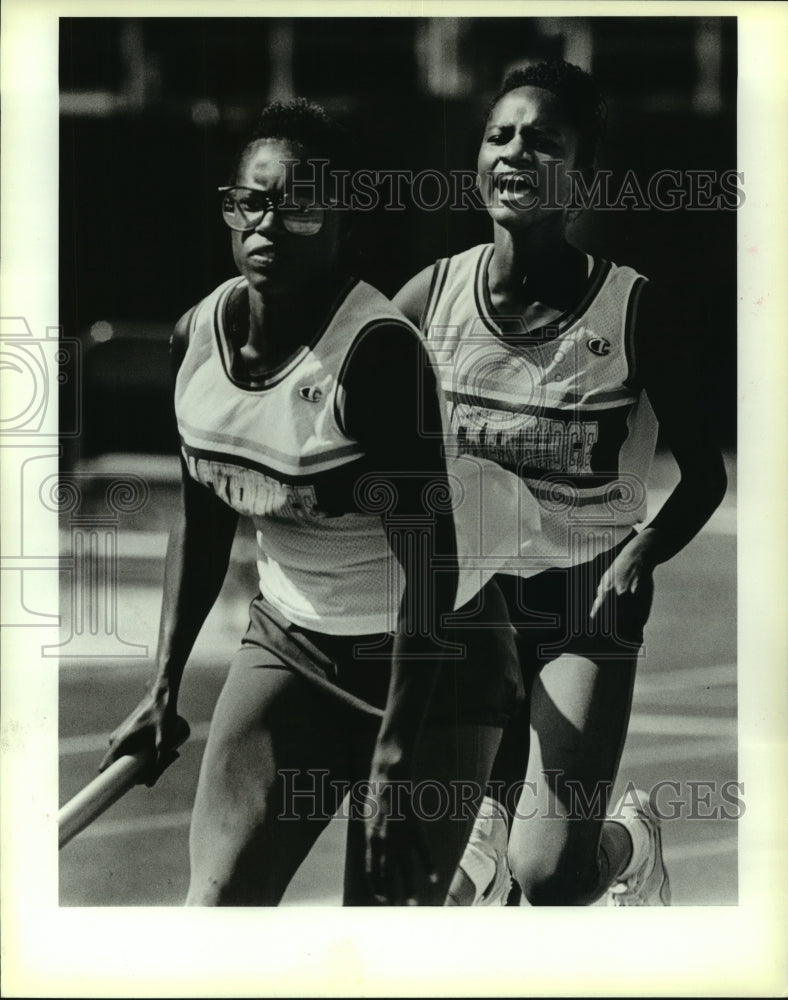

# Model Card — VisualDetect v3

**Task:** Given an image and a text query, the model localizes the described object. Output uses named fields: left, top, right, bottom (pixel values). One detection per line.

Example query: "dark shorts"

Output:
left=231, top=579, right=524, bottom=728
left=495, top=532, right=654, bottom=669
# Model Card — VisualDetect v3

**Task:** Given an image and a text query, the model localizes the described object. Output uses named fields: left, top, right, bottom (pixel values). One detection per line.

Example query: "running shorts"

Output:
left=496, top=531, right=654, bottom=667
left=230, top=578, right=524, bottom=728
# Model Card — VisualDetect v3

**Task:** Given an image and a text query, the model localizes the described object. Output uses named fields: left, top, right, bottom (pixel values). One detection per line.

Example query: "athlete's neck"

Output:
left=489, top=223, right=586, bottom=313
left=242, top=269, right=346, bottom=371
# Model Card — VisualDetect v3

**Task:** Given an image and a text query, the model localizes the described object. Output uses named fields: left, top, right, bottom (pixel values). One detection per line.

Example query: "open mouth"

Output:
left=248, top=250, right=279, bottom=264
left=494, top=171, right=538, bottom=195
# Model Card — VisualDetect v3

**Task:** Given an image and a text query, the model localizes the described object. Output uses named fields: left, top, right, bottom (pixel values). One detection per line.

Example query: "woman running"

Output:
left=100, top=99, right=522, bottom=906
left=394, top=60, right=727, bottom=906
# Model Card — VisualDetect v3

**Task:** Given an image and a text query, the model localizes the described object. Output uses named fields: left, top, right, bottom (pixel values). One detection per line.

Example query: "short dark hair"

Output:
left=485, top=60, right=606, bottom=169
left=233, top=98, right=352, bottom=185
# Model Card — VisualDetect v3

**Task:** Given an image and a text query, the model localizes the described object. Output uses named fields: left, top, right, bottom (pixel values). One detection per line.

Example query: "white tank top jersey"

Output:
left=174, top=275, right=515, bottom=633
left=421, top=244, right=659, bottom=576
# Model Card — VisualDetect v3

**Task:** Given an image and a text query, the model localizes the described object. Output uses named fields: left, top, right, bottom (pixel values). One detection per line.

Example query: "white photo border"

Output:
left=1, top=1, right=786, bottom=996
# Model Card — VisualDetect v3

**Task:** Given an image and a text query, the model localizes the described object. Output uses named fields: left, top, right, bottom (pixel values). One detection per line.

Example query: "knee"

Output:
left=511, top=853, right=597, bottom=907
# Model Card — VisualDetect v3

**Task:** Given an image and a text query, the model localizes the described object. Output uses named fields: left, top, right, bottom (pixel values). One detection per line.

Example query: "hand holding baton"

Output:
left=58, top=715, right=190, bottom=849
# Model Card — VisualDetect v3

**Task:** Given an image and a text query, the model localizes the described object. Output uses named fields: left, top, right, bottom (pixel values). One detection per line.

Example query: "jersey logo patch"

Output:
left=587, top=337, right=611, bottom=357
left=299, top=385, right=323, bottom=402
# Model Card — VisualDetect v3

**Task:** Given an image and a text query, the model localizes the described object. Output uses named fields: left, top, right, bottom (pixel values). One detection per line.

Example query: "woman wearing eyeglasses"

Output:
left=99, top=99, right=521, bottom=906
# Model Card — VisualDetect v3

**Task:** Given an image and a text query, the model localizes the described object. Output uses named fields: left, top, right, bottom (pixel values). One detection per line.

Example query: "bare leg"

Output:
left=508, top=652, right=637, bottom=906
left=186, top=662, right=358, bottom=906
left=343, top=723, right=502, bottom=905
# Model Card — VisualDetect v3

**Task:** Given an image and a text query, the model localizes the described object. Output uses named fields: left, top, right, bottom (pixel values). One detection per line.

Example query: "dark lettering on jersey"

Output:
left=453, top=407, right=598, bottom=475
left=186, top=453, right=323, bottom=519
left=185, top=450, right=375, bottom=521
left=450, top=401, right=631, bottom=481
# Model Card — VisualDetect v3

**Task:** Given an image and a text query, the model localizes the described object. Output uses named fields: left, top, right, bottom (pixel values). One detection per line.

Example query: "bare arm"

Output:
left=634, top=281, right=728, bottom=562
left=391, top=263, right=436, bottom=330
left=101, top=310, right=238, bottom=777
left=591, top=281, right=727, bottom=613
left=148, top=458, right=239, bottom=704
left=342, top=319, right=458, bottom=899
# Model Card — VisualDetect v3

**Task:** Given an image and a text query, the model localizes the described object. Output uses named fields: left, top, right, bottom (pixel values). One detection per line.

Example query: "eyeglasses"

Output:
left=218, top=186, right=327, bottom=236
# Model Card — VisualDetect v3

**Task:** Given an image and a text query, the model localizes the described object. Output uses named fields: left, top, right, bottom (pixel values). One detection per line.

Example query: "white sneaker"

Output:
left=607, top=788, right=671, bottom=906
left=454, top=796, right=512, bottom=905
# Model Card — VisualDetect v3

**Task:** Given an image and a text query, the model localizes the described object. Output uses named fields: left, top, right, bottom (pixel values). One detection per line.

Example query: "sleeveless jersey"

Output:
left=175, top=275, right=416, bottom=635
left=421, top=244, right=658, bottom=576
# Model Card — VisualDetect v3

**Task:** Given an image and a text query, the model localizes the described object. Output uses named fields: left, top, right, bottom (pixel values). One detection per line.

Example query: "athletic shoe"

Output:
left=456, top=795, right=512, bottom=906
left=607, top=788, right=671, bottom=906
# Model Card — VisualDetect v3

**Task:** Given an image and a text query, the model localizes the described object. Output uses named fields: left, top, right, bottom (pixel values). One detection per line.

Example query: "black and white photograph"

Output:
left=1, top=1, right=786, bottom=996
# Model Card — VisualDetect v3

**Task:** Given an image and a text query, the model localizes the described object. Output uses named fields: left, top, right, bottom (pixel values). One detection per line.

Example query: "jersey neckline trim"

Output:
left=472, top=245, right=612, bottom=345
left=213, top=275, right=360, bottom=392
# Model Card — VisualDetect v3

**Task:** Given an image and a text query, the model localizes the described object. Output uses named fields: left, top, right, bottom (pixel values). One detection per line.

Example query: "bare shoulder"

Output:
left=172, top=304, right=197, bottom=344
left=391, top=263, right=437, bottom=329
left=169, top=303, right=199, bottom=374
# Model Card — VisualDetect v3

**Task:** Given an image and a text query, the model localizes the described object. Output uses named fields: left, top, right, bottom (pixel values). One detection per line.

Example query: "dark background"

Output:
left=59, top=16, right=737, bottom=459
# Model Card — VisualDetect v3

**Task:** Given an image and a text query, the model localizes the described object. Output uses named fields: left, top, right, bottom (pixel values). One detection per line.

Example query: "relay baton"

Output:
left=58, top=716, right=190, bottom=849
